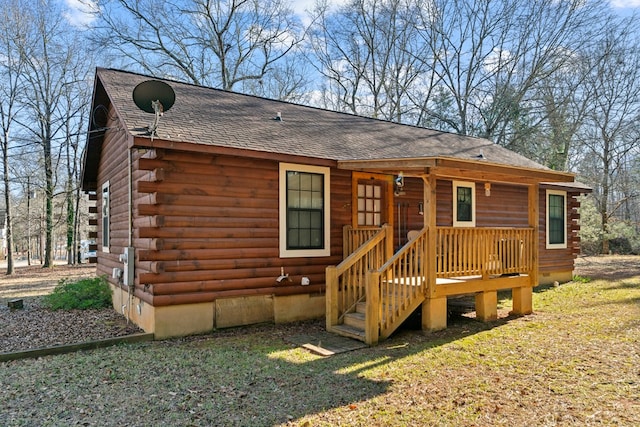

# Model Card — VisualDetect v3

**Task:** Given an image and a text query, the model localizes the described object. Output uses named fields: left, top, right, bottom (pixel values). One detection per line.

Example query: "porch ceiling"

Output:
left=337, top=156, right=575, bottom=185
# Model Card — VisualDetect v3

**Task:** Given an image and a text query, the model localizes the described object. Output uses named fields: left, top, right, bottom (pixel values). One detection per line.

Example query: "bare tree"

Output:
left=240, top=53, right=314, bottom=103
left=14, top=2, right=90, bottom=268
left=414, top=0, right=608, bottom=146
left=0, top=0, right=29, bottom=274
left=60, top=68, right=92, bottom=265
left=93, top=0, right=305, bottom=96
left=576, top=26, right=640, bottom=254
left=532, top=70, right=590, bottom=171
left=307, top=0, right=431, bottom=121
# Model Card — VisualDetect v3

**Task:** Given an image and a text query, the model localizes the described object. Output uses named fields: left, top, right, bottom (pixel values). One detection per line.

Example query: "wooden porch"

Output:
left=325, top=157, right=577, bottom=345
left=326, top=224, right=536, bottom=345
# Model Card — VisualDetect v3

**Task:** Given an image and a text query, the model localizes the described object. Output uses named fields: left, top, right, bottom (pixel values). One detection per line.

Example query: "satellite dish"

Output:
left=132, top=80, right=176, bottom=138
left=132, top=80, right=175, bottom=113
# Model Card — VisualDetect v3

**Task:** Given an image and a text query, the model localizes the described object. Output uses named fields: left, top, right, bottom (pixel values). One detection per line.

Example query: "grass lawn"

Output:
left=1, top=265, right=639, bottom=426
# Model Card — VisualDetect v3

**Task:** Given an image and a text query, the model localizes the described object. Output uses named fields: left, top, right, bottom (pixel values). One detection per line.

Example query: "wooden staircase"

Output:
left=332, top=290, right=427, bottom=343
left=331, top=302, right=367, bottom=341
left=326, top=224, right=537, bottom=345
left=326, top=225, right=427, bottom=345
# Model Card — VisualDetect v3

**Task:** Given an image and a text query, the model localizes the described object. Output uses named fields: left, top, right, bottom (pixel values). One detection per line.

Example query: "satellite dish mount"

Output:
left=132, top=80, right=176, bottom=138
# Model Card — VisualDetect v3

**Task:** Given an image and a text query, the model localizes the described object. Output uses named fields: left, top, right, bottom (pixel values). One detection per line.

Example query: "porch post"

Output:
left=422, top=173, right=437, bottom=296
left=421, top=173, right=446, bottom=331
left=512, top=183, right=538, bottom=315
left=512, top=286, right=533, bottom=315
left=383, top=223, right=394, bottom=262
left=422, top=296, right=448, bottom=331
left=475, top=290, right=498, bottom=321
left=365, top=271, right=380, bottom=346
left=326, top=266, right=339, bottom=330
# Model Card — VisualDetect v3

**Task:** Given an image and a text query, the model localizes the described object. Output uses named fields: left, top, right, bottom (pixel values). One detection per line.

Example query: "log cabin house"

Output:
left=81, top=68, right=589, bottom=344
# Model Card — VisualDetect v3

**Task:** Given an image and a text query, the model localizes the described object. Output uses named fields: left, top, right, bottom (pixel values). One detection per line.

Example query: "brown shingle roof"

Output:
left=94, top=68, right=551, bottom=171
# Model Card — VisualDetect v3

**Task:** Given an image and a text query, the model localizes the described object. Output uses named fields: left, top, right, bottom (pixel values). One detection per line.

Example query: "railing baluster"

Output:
left=331, top=225, right=535, bottom=341
left=434, top=227, right=533, bottom=279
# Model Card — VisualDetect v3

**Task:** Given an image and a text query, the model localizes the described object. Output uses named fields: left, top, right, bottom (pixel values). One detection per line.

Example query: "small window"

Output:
left=101, top=181, right=110, bottom=253
left=453, top=181, right=476, bottom=227
left=357, top=182, right=383, bottom=226
left=279, top=163, right=330, bottom=257
left=546, top=190, right=567, bottom=249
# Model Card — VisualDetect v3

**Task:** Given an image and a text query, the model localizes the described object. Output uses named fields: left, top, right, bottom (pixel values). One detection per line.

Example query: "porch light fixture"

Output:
left=418, top=202, right=424, bottom=215
left=485, top=182, right=491, bottom=197
left=394, top=172, right=405, bottom=196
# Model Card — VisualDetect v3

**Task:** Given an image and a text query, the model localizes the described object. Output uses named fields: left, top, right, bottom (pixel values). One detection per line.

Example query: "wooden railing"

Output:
left=326, top=225, right=392, bottom=332
left=436, top=227, right=534, bottom=278
left=367, top=228, right=428, bottom=344
left=343, top=225, right=382, bottom=257
left=329, top=225, right=535, bottom=345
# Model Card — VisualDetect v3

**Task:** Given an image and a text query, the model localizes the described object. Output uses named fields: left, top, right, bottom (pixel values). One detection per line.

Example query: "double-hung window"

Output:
left=279, top=163, right=330, bottom=257
left=453, top=181, right=476, bottom=227
left=546, top=190, right=567, bottom=249
left=101, top=181, right=110, bottom=253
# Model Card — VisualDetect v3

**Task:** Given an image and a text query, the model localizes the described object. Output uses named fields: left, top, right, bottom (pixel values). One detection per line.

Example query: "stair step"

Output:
left=343, top=311, right=365, bottom=330
left=356, top=302, right=401, bottom=314
left=331, top=324, right=366, bottom=341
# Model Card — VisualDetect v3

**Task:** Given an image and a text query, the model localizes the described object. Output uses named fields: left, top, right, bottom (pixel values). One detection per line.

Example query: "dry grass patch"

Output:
left=1, top=256, right=639, bottom=426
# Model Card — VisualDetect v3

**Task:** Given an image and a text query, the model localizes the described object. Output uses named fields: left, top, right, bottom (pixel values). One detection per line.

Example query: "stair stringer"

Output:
left=379, top=292, right=426, bottom=340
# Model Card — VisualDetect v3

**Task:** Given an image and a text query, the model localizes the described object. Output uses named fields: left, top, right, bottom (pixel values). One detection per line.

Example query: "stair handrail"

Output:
left=326, top=224, right=392, bottom=333
left=366, top=228, right=427, bottom=344
left=378, top=228, right=428, bottom=273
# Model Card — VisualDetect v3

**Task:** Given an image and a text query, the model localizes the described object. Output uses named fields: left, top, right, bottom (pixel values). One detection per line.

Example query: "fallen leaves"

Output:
left=0, top=257, right=638, bottom=426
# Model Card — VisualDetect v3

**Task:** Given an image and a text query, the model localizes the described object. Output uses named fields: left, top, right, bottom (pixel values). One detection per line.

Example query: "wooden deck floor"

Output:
left=386, top=274, right=514, bottom=285
left=384, top=273, right=530, bottom=298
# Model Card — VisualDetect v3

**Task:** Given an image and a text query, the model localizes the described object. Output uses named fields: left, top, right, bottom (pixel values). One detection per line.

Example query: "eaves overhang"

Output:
left=338, top=157, right=575, bottom=185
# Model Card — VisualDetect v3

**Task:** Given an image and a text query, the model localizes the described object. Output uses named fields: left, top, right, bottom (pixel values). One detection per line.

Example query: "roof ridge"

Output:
left=96, top=67, right=484, bottom=143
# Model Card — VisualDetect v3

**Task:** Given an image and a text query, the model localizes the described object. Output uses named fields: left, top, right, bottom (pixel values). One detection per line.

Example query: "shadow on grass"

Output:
left=1, top=312, right=530, bottom=426
left=588, top=279, right=640, bottom=308
left=0, top=283, right=57, bottom=298
left=574, top=255, right=640, bottom=281
left=156, top=313, right=518, bottom=426
left=531, top=283, right=560, bottom=295
left=529, top=275, right=640, bottom=314
left=609, top=280, right=640, bottom=290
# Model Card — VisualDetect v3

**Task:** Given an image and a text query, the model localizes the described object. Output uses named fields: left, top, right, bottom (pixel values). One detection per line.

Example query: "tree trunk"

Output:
left=43, top=135, right=54, bottom=268
left=3, top=144, right=13, bottom=275
left=66, top=186, right=74, bottom=265
left=600, top=137, right=611, bottom=255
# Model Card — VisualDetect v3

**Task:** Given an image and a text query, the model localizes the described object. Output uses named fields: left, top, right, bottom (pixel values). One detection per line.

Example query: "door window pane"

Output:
left=357, top=181, right=384, bottom=226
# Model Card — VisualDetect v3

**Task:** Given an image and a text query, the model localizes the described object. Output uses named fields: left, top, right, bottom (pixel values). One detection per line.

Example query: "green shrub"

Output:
left=44, top=276, right=112, bottom=310
left=572, top=275, right=591, bottom=283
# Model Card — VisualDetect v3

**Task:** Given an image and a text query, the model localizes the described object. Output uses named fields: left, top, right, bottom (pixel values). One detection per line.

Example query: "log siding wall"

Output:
left=402, top=179, right=529, bottom=232
left=94, top=124, right=579, bottom=308
left=133, top=149, right=347, bottom=306
left=400, top=178, right=579, bottom=279
left=538, top=189, right=581, bottom=276
left=95, top=113, right=132, bottom=285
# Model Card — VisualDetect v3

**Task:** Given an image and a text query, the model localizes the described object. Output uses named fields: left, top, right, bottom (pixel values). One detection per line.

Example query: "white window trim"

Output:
left=101, top=181, right=110, bottom=253
left=452, top=180, right=476, bottom=227
left=279, top=163, right=331, bottom=258
left=546, top=189, right=567, bottom=249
